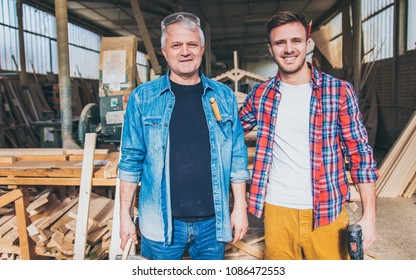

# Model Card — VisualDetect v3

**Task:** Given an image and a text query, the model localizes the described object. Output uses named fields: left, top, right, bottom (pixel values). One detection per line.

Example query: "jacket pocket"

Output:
left=143, top=116, right=162, bottom=128
left=218, top=115, right=232, bottom=141
left=143, top=116, right=163, bottom=147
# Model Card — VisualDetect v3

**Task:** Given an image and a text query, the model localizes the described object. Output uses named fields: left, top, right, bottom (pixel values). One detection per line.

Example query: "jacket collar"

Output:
left=159, top=70, right=213, bottom=96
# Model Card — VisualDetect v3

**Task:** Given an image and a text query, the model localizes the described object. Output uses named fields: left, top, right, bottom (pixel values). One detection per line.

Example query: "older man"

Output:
left=118, top=12, right=250, bottom=260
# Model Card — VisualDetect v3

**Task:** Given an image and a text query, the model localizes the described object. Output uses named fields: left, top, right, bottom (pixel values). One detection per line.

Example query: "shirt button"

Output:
left=168, top=104, right=172, bottom=108
left=163, top=123, right=168, bottom=127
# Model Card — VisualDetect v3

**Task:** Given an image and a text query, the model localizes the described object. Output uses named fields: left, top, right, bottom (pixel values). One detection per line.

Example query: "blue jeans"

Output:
left=141, top=218, right=225, bottom=260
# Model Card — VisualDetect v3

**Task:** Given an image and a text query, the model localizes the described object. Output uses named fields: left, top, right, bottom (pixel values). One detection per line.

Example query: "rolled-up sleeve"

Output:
left=118, top=91, right=146, bottom=183
left=230, top=93, right=250, bottom=183
left=339, top=83, right=379, bottom=183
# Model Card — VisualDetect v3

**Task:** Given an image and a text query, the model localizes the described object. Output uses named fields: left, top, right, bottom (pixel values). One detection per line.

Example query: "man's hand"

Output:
left=120, top=216, right=138, bottom=251
left=230, top=181, right=249, bottom=244
left=357, top=216, right=376, bottom=251
left=230, top=204, right=249, bottom=244
left=357, top=182, right=377, bottom=251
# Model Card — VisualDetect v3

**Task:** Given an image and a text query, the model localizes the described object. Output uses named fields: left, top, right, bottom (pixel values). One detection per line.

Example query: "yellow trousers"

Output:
left=264, top=203, right=350, bottom=260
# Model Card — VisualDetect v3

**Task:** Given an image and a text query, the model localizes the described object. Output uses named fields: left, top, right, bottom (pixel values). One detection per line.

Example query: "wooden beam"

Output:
left=130, top=0, right=161, bottom=74
left=0, top=189, right=23, bottom=208
left=73, top=133, right=97, bottom=260
left=109, top=178, right=122, bottom=260
left=0, top=178, right=117, bottom=186
left=14, top=187, right=35, bottom=259
left=231, top=240, right=264, bottom=259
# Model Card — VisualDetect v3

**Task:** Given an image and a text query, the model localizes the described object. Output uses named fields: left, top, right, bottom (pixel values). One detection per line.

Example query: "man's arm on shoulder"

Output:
left=238, top=87, right=258, bottom=134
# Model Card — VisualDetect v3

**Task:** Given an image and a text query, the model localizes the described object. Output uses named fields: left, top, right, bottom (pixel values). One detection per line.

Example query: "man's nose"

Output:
left=284, top=42, right=294, bottom=53
left=181, top=44, right=190, bottom=55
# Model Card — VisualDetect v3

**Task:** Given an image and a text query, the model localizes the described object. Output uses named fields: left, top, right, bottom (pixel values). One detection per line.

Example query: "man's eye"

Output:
left=189, top=43, right=198, bottom=47
left=172, top=44, right=181, bottom=48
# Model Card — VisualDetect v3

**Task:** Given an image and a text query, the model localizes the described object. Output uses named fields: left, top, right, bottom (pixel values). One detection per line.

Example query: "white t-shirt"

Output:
left=265, top=81, right=313, bottom=209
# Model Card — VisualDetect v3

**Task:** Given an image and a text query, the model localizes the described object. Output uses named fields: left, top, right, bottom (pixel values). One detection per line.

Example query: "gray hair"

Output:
left=160, top=18, right=205, bottom=48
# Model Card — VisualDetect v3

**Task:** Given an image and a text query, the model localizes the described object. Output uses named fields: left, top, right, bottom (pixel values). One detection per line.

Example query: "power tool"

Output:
left=348, top=224, right=364, bottom=260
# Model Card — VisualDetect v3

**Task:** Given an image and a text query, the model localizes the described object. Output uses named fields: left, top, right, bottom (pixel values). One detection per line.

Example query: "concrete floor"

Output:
left=347, top=194, right=416, bottom=260
left=236, top=193, right=416, bottom=260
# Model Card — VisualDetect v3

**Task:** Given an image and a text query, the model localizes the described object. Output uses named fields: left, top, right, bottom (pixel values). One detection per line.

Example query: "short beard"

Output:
left=276, top=56, right=306, bottom=75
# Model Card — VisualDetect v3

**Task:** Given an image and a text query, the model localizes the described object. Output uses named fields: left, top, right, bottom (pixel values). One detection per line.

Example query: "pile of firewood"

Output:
left=0, top=187, right=113, bottom=260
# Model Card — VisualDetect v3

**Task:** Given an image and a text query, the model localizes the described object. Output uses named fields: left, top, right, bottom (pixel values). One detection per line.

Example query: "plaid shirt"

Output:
left=239, top=63, right=379, bottom=228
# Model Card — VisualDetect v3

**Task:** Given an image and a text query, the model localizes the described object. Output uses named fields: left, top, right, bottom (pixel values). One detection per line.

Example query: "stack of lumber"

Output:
left=0, top=77, right=41, bottom=148
left=0, top=187, right=113, bottom=260
left=0, top=148, right=119, bottom=259
left=377, top=112, right=416, bottom=198
left=0, top=74, right=99, bottom=149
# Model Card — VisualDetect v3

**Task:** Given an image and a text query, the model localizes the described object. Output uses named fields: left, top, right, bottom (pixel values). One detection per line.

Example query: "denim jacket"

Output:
left=118, top=71, right=250, bottom=243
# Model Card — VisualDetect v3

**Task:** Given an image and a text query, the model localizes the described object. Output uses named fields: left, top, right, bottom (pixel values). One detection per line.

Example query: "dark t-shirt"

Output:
left=169, top=80, right=214, bottom=221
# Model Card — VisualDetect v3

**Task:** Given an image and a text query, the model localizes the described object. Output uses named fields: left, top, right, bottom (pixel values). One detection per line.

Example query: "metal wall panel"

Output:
left=0, top=0, right=100, bottom=79
left=362, top=0, right=394, bottom=62
left=407, top=0, right=416, bottom=51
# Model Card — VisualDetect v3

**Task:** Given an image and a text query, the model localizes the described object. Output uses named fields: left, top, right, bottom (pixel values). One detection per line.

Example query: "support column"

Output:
left=16, top=0, right=28, bottom=88
left=352, top=0, right=362, bottom=93
left=55, top=0, right=80, bottom=149
left=392, top=0, right=401, bottom=140
left=204, top=23, right=212, bottom=77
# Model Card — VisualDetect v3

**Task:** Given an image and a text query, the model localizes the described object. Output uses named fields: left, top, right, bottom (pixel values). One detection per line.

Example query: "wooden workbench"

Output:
left=0, top=148, right=119, bottom=259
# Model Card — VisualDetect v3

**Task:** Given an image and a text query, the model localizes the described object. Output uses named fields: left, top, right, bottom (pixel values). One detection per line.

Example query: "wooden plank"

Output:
left=130, top=0, right=160, bottom=74
left=0, top=148, right=65, bottom=156
left=378, top=129, right=416, bottom=197
left=0, top=213, right=13, bottom=227
left=14, top=187, right=35, bottom=259
left=0, top=216, right=15, bottom=238
left=109, top=178, right=122, bottom=260
left=0, top=188, right=23, bottom=208
left=50, top=212, right=73, bottom=233
left=73, top=133, right=97, bottom=260
left=0, top=178, right=117, bottom=186
left=0, top=228, right=19, bottom=247
left=28, top=193, right=60, bottom=222
left=377, top=112, right=416, bottom=195
left=231, top=240, right=264, bottom=259
left=39, top=197, right=78, bottom=231
left=0, top=156, right=15, bottom=163
left=67, top=154, right=108, bottom=161
left=16, top=155, right=68, bottom=161
left=65, top=149, right=109, bottom=155
left=403, top=172, right=416, bottom=198
left=103, top=152, right=119, bottom=178
left=26, top=188, right=53, bottom=213
left=68, top=193, right=114, bottom=227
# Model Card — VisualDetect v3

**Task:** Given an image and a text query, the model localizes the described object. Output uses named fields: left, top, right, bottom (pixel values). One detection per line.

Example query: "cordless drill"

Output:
left=348, top=224, right=364, bottom=260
